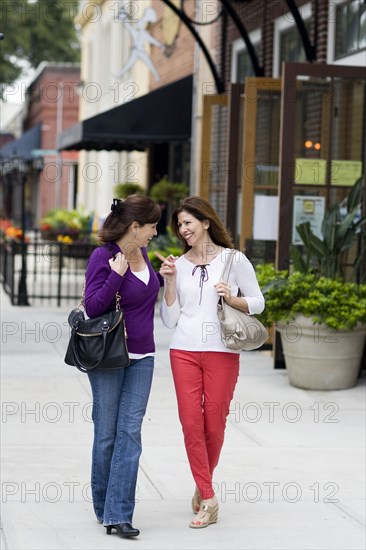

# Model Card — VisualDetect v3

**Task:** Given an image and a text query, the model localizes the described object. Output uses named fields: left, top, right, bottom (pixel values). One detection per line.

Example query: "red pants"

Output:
left=170, top=350, right=239, bottom=500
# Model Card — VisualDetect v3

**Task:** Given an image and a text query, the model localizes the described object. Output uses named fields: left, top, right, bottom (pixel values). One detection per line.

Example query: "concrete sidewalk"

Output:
left=1, top=290, right=365, bottom=550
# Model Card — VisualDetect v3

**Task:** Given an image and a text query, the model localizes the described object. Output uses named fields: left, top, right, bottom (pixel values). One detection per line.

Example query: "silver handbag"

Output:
left=217, top=250, right=268, bottom=351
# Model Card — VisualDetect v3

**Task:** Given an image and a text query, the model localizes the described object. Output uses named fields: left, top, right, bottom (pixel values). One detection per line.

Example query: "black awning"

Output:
left=58, top=75, right=193, bottom=152
left=0, top=124, right=41, bottom=162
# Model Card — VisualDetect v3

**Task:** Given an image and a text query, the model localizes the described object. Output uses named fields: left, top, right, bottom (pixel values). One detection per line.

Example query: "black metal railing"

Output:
left=0, top=232, right=99, bottom=306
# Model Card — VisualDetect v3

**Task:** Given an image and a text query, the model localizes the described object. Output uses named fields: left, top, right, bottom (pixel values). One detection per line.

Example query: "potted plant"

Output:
left=40, top=208, right=93, bottom=242
left=39, top=208, right=97, bottom=269
left=149, top=178, right=189, bottom=223
left=256, top=179, right=366, bottom=390
left=114, top=182, right=146, bottom=198
left=0, top=218, right=30, bottom=254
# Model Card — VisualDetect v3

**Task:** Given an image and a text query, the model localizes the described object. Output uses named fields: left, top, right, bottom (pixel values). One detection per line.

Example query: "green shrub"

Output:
left=114, top=182, right=146, bottom=198
left=40, top=208, right=92, bottom=232
left=148, top=247, right=182, bottom=272
left=147, top=227, right=182, bottom=271
left=256, top=182, right=366, bottom=331
left=149, top=178, right=188, bottom=203
left=255, top=264, right=366, bottom=330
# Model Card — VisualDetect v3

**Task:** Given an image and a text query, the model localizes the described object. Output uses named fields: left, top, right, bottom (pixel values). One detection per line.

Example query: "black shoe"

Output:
left=106, top=522, right=140, bottom=537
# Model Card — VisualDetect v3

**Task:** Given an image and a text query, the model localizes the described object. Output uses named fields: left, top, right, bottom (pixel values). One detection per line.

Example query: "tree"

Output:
left=0, top=0, right=80, bottom=87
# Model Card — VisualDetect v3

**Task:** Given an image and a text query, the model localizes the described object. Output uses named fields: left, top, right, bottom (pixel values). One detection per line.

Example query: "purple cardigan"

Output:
left=84, top=242, right=163, bottom=355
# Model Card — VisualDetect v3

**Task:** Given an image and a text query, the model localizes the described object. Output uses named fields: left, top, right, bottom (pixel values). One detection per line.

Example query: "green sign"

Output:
left=295, top=158, right=362, bottom=186
left=331, top=160, right=362, bottom=186
left=295, top=159, right=326, bottom=185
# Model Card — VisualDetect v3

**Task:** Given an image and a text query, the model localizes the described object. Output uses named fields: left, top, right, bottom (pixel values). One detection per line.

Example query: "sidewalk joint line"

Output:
left=138, top=464, right=165, bottom=500
left=333, top=502, right=366, bottom=528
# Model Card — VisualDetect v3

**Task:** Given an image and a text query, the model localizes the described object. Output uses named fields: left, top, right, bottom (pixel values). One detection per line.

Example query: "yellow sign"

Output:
left=330, top=160, right=362, bottom=186
left=295, top=158, right=362, bottom=186
left=295, top=159, right=326, bottom=185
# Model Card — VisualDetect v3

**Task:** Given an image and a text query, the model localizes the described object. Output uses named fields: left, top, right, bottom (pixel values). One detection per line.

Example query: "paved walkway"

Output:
left=1, top=290, right=365, bottom=549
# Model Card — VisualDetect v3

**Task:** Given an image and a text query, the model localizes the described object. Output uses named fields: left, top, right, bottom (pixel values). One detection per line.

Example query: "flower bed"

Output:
left=40, top=208, right=93, bottom=243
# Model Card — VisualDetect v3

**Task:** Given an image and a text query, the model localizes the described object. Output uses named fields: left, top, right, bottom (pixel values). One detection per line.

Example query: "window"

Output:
left=280, top=20, right=311, bottom=65
left=273, top=3, right=312, bottom=76
left=231, top=31, right=261, bottom=83
left=236, top=47, right=259, bottom=83
left=335, top=0, right=366, bottom=59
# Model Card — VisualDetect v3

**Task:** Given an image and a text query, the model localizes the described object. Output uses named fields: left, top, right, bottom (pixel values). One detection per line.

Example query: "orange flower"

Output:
left=4, top=225, right=24, bottom=241
left=0, top=219, right=12, bottom=231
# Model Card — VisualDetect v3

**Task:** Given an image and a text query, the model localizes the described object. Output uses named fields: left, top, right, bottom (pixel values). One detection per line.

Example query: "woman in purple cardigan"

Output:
left=84, top=195, right=163, bottom=539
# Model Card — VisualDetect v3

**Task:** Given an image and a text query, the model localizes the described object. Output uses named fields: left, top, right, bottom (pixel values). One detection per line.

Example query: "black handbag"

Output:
left=64, top=290, right=130, bottom=373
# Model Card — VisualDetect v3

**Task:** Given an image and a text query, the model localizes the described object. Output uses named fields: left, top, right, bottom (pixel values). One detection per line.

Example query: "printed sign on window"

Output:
left=292, top=196, right=325, bottom=245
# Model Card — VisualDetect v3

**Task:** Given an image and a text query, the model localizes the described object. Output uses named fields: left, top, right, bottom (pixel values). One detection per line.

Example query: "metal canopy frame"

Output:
left=221, top=0, right=264, bottom=76
left=161, top=0, right=264, bottom=94
left=162, top=0, right=224, bottom=93
left=283, top=0, right=317, bottom=62
left=161, top=0, right=318, bottom=94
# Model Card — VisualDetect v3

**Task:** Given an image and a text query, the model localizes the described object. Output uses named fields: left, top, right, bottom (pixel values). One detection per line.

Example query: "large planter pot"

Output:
left=277, top=315, right=366, bottom=390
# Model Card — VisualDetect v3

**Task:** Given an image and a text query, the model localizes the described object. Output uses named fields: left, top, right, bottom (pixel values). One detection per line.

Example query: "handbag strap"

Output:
left=220, top=249, right=236, bottom=283
left=78, top=248, right=123, bottom=310
left=219, top=249, right=243, bottom=299
left=79, top=279, right=121, bottom=311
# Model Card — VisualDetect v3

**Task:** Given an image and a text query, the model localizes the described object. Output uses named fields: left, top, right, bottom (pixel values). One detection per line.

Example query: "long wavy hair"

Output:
left=171, top=196, right=234, bottom=253
left=99, top=195, right=161, bottom=243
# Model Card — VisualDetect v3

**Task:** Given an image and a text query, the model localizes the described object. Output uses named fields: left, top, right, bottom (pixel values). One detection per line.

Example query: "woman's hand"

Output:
left=109, top=252, right=128, bottom=277
left=155, top=252, right=177, bottom=307
left=155, top=252, right=177, bottom=280
left=214, top=282, right=233, bottom=305
left=215, top=282, right=250, bottom=312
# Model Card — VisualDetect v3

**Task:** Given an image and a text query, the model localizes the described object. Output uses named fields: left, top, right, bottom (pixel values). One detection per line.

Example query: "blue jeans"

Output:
left=87, top=356, right=154, bottom=525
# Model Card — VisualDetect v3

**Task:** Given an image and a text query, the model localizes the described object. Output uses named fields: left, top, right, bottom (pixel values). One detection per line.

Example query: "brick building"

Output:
left=0, top=63, right=80, bottom=225
left=57, top=0, right=364, bottom=248
left=58, top=0, right=196, bottom=218
left=24, top=63, right=80, bottom=220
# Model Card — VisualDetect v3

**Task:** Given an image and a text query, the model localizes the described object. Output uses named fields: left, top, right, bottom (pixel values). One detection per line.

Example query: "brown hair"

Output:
left=171, top=196, right=234, bottom=253
left=99, top=195, right=161, bottom=243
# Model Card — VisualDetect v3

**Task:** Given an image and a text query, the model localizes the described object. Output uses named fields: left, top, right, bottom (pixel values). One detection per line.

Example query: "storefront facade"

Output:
left=59, top=0, right=196, bottom=219
left=195, top=0, right=365, bottom=265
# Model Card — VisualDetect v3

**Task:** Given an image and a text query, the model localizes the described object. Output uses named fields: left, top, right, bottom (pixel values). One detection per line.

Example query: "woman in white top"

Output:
left=158, top=196, right=265, bottom=529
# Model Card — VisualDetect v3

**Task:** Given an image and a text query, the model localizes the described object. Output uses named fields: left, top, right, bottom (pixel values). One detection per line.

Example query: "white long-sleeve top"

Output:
left=160, top=249, right=265, bottom=353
